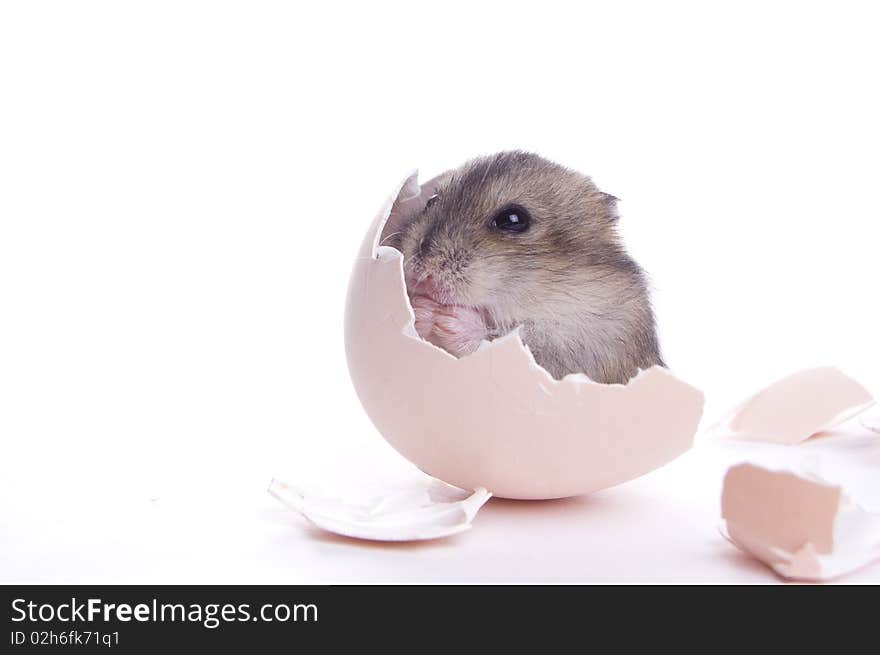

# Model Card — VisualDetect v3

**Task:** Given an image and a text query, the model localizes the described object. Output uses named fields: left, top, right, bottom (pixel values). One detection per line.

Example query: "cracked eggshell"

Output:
left=343, top=172, right=705, bottom=500
left=720, top=462, right=880, bottom=581
left=708, top=367, right=875, bottom=444
left=268, top=478, right=491, bottom=542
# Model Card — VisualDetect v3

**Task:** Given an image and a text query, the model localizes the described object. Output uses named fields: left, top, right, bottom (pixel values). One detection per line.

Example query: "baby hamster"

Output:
left=396, top=150, right=663, bottom=384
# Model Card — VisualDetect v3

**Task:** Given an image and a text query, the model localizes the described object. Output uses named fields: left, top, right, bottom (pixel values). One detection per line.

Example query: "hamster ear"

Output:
left=601, top=192, right=621, bottom=219
left=601, top=192, right=620, bottom=205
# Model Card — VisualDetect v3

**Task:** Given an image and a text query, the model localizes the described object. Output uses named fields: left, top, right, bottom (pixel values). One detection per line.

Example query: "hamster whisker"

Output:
left=380, top=231, right=402, bottom=246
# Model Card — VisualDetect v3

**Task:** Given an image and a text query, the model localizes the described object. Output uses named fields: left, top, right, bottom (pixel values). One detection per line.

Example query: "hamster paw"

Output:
left=429, top=304, right=487, bottom=357
left=410, top=294, right=441, bottom=341
left=409, top=295, right=488, bottom=357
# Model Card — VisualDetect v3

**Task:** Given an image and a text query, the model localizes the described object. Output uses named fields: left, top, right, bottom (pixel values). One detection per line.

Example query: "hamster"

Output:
left=395, top=150, right=664, bottom=385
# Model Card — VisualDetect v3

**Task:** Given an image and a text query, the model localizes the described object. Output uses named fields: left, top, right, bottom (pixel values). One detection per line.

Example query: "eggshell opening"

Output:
left=344, top=172, right=705, bottom=499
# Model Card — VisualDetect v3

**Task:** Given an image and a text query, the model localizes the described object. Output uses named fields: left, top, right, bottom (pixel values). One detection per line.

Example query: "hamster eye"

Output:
left=425, top=193, right=439, bottom=209
left=490, top=205, right=531, bottom=234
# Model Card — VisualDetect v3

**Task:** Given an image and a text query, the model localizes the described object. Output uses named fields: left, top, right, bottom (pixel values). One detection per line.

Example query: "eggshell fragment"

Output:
left=710, top=367, right=875, bottom=444
left=720, top=463, right=880, bottom=581
left=344, top=172, right=705, bottom=500
left=268, top=478, right=491, bottom=542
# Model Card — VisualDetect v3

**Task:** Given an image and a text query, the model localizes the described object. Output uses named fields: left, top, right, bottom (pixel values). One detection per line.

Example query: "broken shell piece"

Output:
left=268, top=478, right=491, bottom=542
left=709, top=367, right=874, bottom=444
left=720, top=463, right=880, bottom=581
left=344, top=172, right=705, bottom=500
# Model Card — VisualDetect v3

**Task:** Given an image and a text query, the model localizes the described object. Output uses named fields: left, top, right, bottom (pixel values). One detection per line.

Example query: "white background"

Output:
left=1, top=1, right=878, bottom=583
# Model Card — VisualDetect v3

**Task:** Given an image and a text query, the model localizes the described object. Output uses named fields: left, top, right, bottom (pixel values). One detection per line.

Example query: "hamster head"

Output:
left=399, top=151, right=633, bottom=330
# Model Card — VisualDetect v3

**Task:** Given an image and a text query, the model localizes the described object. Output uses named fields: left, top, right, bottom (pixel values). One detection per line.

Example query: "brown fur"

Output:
left=396, top=151, right=663, bottom=384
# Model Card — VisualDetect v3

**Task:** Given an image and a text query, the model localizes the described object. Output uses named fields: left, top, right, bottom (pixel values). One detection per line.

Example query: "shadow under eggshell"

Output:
left=344, top=172, right=705, bottom=500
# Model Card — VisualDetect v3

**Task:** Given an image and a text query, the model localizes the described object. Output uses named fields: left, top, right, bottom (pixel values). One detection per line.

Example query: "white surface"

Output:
left=1, top=2, right=879, bottom=583
left=4, top=423, right=880, bottom=584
